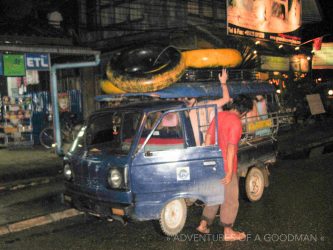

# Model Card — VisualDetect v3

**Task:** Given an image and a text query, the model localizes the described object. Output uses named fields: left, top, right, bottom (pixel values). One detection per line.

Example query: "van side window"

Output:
left=142, top=111, right=185, bottom=152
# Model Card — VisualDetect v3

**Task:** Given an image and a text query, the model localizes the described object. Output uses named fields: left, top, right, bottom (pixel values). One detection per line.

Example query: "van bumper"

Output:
left=64, top=186, right=133, bottom=223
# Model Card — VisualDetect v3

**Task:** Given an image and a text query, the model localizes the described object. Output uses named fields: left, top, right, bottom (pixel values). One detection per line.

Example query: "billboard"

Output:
left=312, top=43, right=333, bottom=69
left=260, top=55, right=290, bottom=71
left=227, top=0, right=302, bottom=45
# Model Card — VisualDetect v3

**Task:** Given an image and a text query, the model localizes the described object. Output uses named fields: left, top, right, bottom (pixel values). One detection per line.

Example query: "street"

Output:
left=1, top=148, right=332, bottom=250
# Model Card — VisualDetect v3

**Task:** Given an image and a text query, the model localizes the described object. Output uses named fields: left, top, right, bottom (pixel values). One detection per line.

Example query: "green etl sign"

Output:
left=4, top=54, right=26, bottom=76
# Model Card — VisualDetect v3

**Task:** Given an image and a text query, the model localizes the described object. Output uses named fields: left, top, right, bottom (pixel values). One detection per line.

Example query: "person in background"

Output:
left=255, top=95, right=268, bottom=119
left=254, top=94, right=271, bottom=136
left=196, top=94, right=253, bottom=241
left=244, top=97, right=259, bottom=123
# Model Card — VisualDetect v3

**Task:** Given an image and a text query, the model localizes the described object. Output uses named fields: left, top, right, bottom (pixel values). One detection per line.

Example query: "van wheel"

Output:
left=245, top=167, right=265, bottom=202
left=159, top=198, right=187, bottom=236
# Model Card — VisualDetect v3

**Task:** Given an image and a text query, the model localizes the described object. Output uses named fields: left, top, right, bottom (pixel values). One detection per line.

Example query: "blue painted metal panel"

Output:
left=67, top=150, right=133, bottom=204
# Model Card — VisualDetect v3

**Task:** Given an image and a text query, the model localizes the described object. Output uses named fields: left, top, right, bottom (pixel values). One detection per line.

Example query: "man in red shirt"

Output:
left=197, top=94, right=253, bottom=241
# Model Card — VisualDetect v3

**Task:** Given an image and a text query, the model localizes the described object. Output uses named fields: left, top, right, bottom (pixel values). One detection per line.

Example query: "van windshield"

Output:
left=85, top=111, right=142, bottom=155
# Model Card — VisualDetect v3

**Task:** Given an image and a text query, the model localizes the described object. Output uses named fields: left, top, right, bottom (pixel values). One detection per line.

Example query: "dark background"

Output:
left=309, top=1, right=333, bottom=41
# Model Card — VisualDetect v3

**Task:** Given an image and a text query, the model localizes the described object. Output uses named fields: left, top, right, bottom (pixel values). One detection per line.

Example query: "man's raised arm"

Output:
left=208, top=68, right=231, bottom=108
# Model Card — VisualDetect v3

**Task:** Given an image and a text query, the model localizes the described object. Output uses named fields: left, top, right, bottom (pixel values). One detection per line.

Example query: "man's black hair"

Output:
left=229, top=94, right=253, bottom=114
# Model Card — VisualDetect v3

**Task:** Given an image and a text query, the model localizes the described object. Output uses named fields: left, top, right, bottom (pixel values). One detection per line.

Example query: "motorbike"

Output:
left=39, top=112, right=83, bottom=149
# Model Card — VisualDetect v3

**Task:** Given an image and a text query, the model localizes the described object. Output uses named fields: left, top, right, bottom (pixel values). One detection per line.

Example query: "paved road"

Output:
left=1, top=151, right=332, bottom=250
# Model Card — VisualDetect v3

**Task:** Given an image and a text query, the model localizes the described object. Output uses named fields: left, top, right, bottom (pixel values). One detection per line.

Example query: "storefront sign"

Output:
left=313, top=43, right=333, bottom=69
left=260, top=56, right=290, bottom=71
left=4, top=54, right=25, bottom=76
left=25, top=53, right=50, bottom=71
left=227, top=0, right=301, bottom=45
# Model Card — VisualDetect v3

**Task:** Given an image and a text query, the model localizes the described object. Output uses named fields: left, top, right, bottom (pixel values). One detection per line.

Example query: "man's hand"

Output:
left=221, top=173, right=232, bottom=185
left=218, top=68, right=228, bottom=85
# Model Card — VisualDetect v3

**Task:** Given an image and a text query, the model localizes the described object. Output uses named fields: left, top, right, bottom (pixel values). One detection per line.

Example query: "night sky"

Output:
left=314, top=0, right=333, bottom=41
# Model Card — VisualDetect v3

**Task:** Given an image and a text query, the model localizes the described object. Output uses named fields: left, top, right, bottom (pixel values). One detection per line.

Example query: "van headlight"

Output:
left=108, top=168, right=123, bottom=188
left=64, top=164, right=73, bottom=181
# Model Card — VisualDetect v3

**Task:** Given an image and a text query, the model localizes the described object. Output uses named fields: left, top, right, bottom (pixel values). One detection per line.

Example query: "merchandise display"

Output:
left=0, top=95, right=34, bottom=147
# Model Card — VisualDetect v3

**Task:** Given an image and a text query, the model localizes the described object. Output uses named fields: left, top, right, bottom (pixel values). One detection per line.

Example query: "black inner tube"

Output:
left=109, top=45, right=182, bottom=80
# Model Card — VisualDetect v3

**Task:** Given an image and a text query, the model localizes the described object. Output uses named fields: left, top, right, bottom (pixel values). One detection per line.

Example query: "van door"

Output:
left=131, top=108, right=224, bottom=206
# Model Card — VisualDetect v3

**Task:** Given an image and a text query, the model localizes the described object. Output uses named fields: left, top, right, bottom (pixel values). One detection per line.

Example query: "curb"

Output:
left=0, top=175, right=61, bottom=194
left=0, top=209, right=83, bottom=236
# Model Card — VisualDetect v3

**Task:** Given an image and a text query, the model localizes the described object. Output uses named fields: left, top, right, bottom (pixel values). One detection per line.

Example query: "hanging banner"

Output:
left=0, top=54, right=3, bottom=75
left=4, top=54, right=26, bottom=76
left=26, top=70, right=40, bottom=85
left=227, top=0, right=302, bottom=45
left=25, top=53, right=50, bottom=71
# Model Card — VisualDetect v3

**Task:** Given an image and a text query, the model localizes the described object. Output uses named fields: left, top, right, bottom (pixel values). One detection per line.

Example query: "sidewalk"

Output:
left=0, top=147, right=62, bottom=192
left=0, top=147, right=73, bottom=235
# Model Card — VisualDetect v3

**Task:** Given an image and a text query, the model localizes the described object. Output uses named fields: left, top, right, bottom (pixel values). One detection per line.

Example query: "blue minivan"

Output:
left=64, top=101, right=226, bottom=236
left=63, top=80, right=279, bottom=236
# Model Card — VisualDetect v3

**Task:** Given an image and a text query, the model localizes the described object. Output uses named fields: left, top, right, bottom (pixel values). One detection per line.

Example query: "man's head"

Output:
left=229, top=94, right=253, bottom=116
left=178, top=97, right=197, bottom=107
left=256, top=95, right=264, bottom=102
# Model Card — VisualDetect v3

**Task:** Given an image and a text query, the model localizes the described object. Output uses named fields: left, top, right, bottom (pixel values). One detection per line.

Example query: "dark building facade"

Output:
left=0, top=0, right=324, bottom=117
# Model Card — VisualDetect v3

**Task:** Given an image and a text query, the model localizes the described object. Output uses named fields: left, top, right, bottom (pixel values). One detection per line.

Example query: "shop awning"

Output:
left=0, top=44, right=99, bottom=56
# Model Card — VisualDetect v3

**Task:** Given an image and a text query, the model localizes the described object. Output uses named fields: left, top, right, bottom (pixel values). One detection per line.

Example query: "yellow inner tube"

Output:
left=182, top=49, right=242, bottom=68
left=101, top=48, right=243, bottom=94
left=100, top=79, right=125, bottom=94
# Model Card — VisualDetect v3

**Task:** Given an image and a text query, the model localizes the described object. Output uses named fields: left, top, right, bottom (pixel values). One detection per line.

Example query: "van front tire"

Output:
left=159, top=198, right=187, bottom=236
